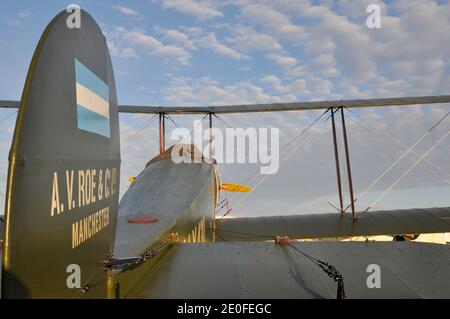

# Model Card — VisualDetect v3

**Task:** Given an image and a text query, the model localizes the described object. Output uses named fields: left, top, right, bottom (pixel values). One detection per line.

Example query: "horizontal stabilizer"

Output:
left=215, top=207, right=450, bottom=241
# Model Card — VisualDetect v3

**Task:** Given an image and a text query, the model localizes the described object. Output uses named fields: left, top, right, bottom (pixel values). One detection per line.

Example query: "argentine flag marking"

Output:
left=75, top=59, right=110, bottom=138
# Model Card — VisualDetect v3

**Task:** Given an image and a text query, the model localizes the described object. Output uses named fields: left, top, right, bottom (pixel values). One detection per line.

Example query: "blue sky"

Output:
left=0, top=0, right=449, bottom=216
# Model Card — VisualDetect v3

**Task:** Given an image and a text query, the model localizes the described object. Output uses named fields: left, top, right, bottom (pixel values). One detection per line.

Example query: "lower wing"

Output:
left=127, top=241, right=450, bottom=298
left=214, top=207, right=450, bottom=241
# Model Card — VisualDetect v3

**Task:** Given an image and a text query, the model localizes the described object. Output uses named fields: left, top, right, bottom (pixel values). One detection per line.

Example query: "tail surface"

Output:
left=1, top=9, right=120, bottom=298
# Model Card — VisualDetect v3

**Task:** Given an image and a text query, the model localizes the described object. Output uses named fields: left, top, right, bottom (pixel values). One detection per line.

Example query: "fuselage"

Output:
left=108, top=145, right=218, bottom=298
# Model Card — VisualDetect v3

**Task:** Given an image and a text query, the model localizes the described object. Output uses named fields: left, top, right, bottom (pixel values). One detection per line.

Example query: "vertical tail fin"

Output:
left=1, top=10, right=120, bottom=298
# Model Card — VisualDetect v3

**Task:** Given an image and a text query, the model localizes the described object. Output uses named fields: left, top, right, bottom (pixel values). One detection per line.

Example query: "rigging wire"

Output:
left=345, top=115, right=450, bottom=186
left=0, top=122, right=15, bottom=134
left=231, top=130, right=316, bottom=211
left=189, top=114, right=209, bottom=135
left=345, top=108, right=450, bottom=181
left=123, top=114, right=158, bottom=143
left=363, top=130, right=449, bottom=214
left=218, top=110, right=329, bottom=212
left=165, top=114, right=179, bottom=128
left=214, top=110, right=328, bottom=211
left=0, top=110, right=18, bottom=127
left=342, top=110, right=449, bottom=212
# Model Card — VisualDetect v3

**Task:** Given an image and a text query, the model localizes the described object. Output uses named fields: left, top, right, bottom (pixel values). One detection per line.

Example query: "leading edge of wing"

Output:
left=118, top=95, right=450, bottom=114
left=2, top=95, right=450, bottom=114
left=214, top=207, right=450, bottom=241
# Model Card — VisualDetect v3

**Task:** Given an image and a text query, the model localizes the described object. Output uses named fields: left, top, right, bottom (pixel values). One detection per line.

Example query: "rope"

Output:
left=214, top=226, right=346, bottom=299
left=364, top=130, right=449, bottom=213
left=285, top=242, right=346, bottom=299
left=79, top=240, right=174, bottom=296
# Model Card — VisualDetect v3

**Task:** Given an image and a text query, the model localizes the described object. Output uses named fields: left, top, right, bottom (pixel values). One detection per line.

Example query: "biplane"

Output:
left=0, top=10, right=449, bottom=299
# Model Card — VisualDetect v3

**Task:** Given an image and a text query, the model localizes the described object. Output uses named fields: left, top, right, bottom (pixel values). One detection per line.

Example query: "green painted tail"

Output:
left=1, top=10, right=120, bottom=298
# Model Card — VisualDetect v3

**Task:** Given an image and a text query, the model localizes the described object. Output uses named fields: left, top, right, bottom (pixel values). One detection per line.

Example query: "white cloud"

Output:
left=4, top=10, right=31, bottom=28
left=162, top=77, right=295, bottom=105
left=312, top=54, right=339, bottom=78
left=108, top=27, right=192, bottom=65
left=112, top=5, right=142, bottom=18
left=261, top=74, right=308, bottom=96
left=158, top=0, right=223, bottom=20
left=120, top=47, right=139, bottom=59
left=17, top=11, right=30, bottom=19
left=240, top=3, right=305, bottom=42
left=265, top=53, right=297, bottom=70
left=226, top=25, right=283, bottom=52
left=197, top=32, right=248, bottom=60
left=155, top=27, right=197, bottom=50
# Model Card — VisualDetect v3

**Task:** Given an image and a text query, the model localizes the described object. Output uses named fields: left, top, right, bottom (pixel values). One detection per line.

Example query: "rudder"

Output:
left=1, top=9, right=120, bottom=298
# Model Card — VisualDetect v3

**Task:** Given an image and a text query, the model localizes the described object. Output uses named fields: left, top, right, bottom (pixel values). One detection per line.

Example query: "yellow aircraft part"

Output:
left=220, top=183, right=252, bottom=192
left=128, top=177, right=136, bottom=183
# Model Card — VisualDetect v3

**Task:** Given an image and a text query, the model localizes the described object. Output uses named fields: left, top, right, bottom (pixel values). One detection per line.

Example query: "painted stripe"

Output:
left=77, top=105, right=110, bottom=138
left=76, top=83, right=110, bottom=119
left=75, top=59, right=109, bottom=101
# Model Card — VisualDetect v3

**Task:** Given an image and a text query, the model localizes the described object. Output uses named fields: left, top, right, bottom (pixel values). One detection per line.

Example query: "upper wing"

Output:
left=127, top=241, right=450, bottom=298
left=2, top=95, right=450, bottom=114
left=214, top=207, right=450, bottom=241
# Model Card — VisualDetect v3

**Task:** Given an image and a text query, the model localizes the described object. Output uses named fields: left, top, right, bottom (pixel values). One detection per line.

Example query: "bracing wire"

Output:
left=343, top=110, right=449, bottom=212
left=165, top=114, right=179, bottom=128
left=0, top=110, right=18, bottom=127
left=223, top=110, right=329, bottom=211
left=189, top=114, right=209, bottom=135
left=123, top=114, right=158, bottom=143
left=364, top=130, right=449, bottom=214
left=0, top=111, right=19, bottom=135
left=345, top=108, right=450, bottom=180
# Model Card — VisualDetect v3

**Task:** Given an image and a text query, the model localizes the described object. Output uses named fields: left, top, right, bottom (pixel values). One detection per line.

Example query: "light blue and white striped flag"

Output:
left=75, top=59, right=110, bottom=138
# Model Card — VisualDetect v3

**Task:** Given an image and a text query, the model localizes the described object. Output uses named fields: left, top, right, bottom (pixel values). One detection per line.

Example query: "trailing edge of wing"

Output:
left=2, top=95, right=450, bottom=114
left=214, top=207, right=450, bottom=241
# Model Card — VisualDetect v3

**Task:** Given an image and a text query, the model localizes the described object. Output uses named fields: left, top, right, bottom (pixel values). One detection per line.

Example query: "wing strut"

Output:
left=340, top=107, right=357, bottom=221
left=329, top=107, right=357, bottom=221
left=330, top=108, right=344, bottom=214
left=159, top=113, right=165, bottom=154
left=209, top=113, right=213, bottom=160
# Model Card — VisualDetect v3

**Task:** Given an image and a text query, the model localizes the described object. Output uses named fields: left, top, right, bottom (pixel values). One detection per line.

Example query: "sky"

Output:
left=0, top=0, right=449, bottom=217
